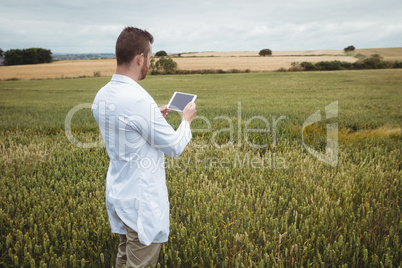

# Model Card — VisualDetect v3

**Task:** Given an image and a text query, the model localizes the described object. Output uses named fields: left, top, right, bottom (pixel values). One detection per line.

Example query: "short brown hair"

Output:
left=115, top=27, right=154, bottom=66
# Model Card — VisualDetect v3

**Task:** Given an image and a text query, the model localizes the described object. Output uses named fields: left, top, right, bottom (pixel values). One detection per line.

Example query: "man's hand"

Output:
left=183, top=102, right=197, bottom=124
left=159, top=105, right=172, bottom=119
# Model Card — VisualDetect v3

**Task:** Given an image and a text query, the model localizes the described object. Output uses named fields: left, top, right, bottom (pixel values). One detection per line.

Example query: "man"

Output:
left=92, top=27, right=196, bottom=267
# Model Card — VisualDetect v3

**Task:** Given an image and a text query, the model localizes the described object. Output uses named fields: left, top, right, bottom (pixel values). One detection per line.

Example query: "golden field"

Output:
left=173, top=55, right=356, bottom=72
left=0, top=59, right=117, bottom=80
left=0, top=47, right=401, bottom=80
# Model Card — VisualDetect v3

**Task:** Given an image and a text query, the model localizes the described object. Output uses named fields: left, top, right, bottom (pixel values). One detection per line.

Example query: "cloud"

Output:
left=0, top=0, right=401, bottom=53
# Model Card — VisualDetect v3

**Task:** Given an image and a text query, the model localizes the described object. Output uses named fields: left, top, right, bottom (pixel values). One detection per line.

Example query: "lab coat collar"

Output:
left=111, top=74, right=139, bottom=87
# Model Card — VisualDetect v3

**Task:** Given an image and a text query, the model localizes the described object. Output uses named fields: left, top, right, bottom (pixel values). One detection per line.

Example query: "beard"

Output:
left=139, top=61, right=149, bottom=80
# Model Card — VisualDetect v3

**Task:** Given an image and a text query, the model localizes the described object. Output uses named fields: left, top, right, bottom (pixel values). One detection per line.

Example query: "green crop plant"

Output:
left=1, top=70, right=401, bottom=267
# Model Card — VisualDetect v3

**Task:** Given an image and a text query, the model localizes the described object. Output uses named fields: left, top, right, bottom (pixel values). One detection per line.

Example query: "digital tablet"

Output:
left=167, top=92, right=197, bottom=112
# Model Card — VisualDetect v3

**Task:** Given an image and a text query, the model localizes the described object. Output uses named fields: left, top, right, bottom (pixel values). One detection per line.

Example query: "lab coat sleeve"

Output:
left=127, top=98, right=192, bottom=157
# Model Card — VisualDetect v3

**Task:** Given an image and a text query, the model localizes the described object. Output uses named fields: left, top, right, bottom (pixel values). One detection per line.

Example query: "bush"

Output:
left=288, top=62, right=303, bottom=72
left=155, top=50, right=168, bottom=57
left=287, top=54, right=400, bottom=72
left=314, top=61, right=353, bottom=71
left=344, top=45, right=355, bottom=52
left=393, top=61, right=402, bottom=68
left=300, top=61, right=316, bottom=71
left=155, top=56, right=178, bottom=73
left=354, top=54, right=391, bottom=69
left=314, top=61, right=338, bottom=70
left=259, top=49, right=272, bottom=56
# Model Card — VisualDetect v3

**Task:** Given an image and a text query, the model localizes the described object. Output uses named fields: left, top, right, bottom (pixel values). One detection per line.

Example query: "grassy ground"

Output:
left=0, top=70, right=401, bottom=267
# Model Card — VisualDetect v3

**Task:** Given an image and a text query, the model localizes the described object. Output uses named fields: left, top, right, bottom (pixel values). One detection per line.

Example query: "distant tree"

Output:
left=155, top=50, right=168, bottom=57
left=259, top=49, right=272, bottom=56
left=150, top=57, right=157, bottom=74
left=344, top=45, right=355, bottom=52
left=37, top=48, right=52, bottom=63
left=4, top=49, right=24, bottom=65
left=4, top=48, right=52, bottom=65
left=0, top=48, right=3, bottom=58
left=23, top=48, right=38, bottom=64
left=155, top=56, right=178, bottom=73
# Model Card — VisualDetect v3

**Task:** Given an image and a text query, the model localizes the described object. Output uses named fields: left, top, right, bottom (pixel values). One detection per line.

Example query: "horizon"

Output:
left=46, top=46, right=402, bottom=55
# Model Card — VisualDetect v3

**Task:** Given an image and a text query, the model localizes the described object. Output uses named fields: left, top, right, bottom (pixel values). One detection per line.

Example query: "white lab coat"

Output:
left=92, top=74, right=192, bottom=245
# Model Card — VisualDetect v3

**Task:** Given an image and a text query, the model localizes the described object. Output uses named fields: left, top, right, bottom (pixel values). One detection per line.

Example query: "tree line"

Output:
left=1, top=48, right=52, bottom=65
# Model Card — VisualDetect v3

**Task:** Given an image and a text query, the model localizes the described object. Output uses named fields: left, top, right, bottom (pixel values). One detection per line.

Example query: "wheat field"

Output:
left=0, top=48, right=401, bottom=80
left=0, top=59, right=117, bottom=80
left=173, top=55, right=356, bottom=71
left=1, top=70, right=401, bottom=266
left=180, top=49, right=346, bottom=57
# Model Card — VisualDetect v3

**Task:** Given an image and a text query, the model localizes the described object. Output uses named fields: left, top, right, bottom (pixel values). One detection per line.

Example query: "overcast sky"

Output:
left=1, top=0, right=401, bottom=54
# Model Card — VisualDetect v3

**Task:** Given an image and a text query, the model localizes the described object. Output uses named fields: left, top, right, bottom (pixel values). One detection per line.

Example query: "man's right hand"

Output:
left=183, top=102, right=197, bottom=124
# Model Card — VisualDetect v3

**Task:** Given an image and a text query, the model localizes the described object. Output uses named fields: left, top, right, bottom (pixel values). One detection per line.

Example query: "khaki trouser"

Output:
left=115, top=225, right=162, bottom=268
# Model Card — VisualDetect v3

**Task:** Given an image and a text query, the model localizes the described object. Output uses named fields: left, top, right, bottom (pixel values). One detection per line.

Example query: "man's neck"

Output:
left=116, top=65, right=140, bottom=82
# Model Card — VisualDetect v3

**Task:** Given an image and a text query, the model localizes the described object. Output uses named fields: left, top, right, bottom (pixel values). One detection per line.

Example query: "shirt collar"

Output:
left=111, top=74, right=138, bottom=87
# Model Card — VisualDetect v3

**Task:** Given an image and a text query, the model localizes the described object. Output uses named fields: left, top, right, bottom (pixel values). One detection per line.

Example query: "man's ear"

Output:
left=135, top=53, right=144, bottom=67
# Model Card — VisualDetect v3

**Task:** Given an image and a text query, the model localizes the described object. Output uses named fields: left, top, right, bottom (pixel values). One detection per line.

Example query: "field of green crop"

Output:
left=1, top=69, right=401, bottom=267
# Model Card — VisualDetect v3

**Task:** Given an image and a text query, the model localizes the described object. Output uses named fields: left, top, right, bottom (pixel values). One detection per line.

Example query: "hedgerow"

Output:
left=287, top=54, right=402, bottom=72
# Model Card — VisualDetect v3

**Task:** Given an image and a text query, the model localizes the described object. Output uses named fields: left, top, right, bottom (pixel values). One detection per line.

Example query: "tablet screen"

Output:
left=167, top=92, right=197, bottom=112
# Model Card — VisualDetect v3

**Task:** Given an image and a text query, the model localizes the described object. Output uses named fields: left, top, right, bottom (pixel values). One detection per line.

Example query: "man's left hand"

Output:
left=159, top=105, right=172, bottom=118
